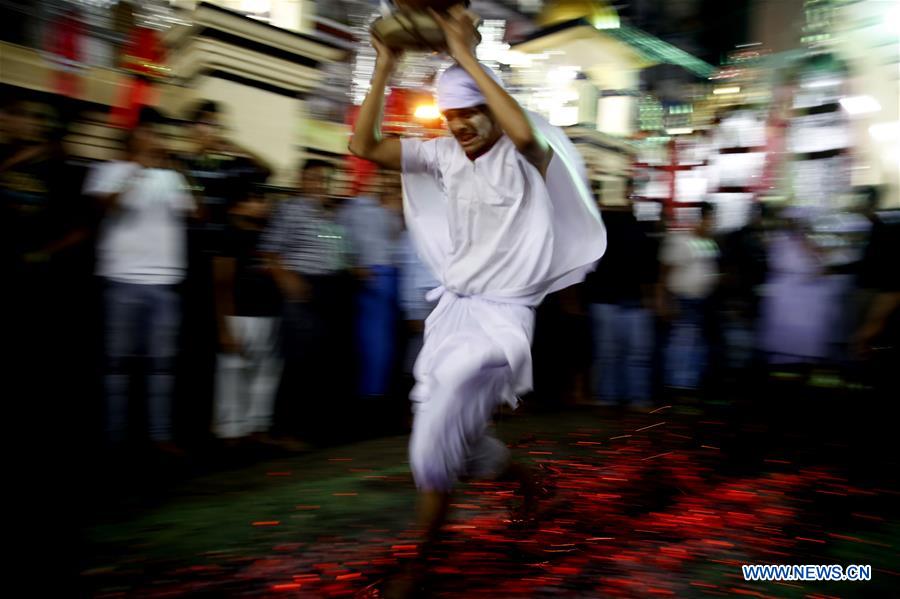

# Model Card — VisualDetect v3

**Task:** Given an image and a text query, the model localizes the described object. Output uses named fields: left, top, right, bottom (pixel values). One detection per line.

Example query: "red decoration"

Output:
left=345, top=89, right=419, bottom=194
left=110, top=26, right=167, bottom=129
left=46, top=10, right=84, bottom=98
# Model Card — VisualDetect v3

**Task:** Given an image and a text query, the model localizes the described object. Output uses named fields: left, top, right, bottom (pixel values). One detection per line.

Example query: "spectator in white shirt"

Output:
left=84, top=108, right=195, bottom=452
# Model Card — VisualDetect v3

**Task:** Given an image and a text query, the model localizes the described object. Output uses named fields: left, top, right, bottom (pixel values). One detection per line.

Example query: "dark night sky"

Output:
left=617, top=0, right=753, bottom=65
left=696, top=0, right=753, bottom=64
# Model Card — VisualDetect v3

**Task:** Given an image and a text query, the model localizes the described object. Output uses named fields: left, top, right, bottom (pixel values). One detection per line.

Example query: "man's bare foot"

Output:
left=502, top=462, right=553, bottom=528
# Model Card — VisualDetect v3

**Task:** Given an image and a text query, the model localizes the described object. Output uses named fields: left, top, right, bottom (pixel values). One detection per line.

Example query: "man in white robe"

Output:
left=349, top=6, right=606, bottom=587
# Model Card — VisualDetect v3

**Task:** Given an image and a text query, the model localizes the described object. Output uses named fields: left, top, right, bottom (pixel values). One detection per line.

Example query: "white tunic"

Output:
left=403, top=134, right=554, bottom=299
left=400, top=113, right=606, bottom=490
left=402, top=114, right=606, bottom=305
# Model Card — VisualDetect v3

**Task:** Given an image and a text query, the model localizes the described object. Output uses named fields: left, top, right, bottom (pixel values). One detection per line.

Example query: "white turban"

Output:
left=435, top=63, right=504, bottom=112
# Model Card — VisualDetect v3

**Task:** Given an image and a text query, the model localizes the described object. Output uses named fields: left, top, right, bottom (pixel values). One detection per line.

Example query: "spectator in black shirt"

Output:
left=584, top=182, right=656, bottom=407
left=212, top=189, right=283, bottom=443
left=1, top=94, right=91, bottom=595
left=855, top=205, right=900, bottom=360
left=717, top=202, right=769, bottom=374
left=181, top=100, right=271, bottom=242
left=177, top=100, right=271, bottom=447
left=2, top=97, right=92, bottom=425
left=851, top=190, right=899, bottom=487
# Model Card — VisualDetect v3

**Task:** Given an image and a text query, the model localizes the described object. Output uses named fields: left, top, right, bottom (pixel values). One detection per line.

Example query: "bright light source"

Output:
left=801, top=78, right=841, bottom=89
left=839, top=95, right=882, bottom=115
left=666, top=127, right=694, bottom=135
left=240, top=0, right=270, bottom=14
left=869, top=122, right=900, bottom=142
left=504, top=50, right=531, bottom=67
left=591, top=14, right=620, bottom=30
left=548, top=66, right=578, bottom=86
left=549, top=106, right=578, bottom=127
left=713, top=86, right=741, bottom=95
left=413, top=103, right=441, bottom=121
left=885, top=4, right=900, bottom=36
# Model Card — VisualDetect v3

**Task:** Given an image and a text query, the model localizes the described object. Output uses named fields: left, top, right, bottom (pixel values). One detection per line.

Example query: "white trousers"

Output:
left=214, top=316, right=282, bottom=439
left=409, top=291, right=534, bottom=491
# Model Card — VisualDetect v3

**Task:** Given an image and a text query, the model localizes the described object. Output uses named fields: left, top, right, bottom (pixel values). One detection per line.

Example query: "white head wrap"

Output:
left=435, top=63, right=503, bottom=112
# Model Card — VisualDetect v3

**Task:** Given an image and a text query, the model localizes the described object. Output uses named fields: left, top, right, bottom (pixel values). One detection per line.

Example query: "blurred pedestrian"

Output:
left=339, top=169, right=403, bottom=399
left=657, top=201, right=720, bottom=393
left=262, top=159, right=354, bottom=444
left=758, top=210, right=835, bottom=367
left=85, top=107, right=195, bottom=452
left=587, top=181, right=655, bottom=407
left=212, top=188, right=283, bottom=443
left=349, top=7, right=606, bottom=593
left=179, top=100, right=271, bottom=447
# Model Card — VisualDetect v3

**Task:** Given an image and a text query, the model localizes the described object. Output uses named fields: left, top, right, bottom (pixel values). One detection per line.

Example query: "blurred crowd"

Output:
left=564, top=184, right=900, bottom=411
left=3, top=93, right=898, bottom=464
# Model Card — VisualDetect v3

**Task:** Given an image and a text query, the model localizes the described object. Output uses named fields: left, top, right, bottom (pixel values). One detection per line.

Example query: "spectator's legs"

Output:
left=356, top=266, right=399, bottom=397
left=244, top=316, right=282, bottom=435
left=665, top=297, right=707, bottom=391
left=273, top=299, right=317, bottom=438
left=146, top=284, right=180, bottom=443
left=591, top=303, right=621, bottom=403
left=214, top=348, right=245, bottom=439
left=104, top=282, right=140, bottom=445
left=623, top=304, right=653, bottom=405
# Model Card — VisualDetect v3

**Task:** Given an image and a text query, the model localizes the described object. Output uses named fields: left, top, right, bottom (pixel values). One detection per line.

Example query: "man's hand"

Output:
left=347, top=34, right=404, bottom=169
left=852, top=322, right=880, bottom=359
left=853, top=291, right=900, bottom=358
left=352, top=266, right=373, bottom=282
left=219, top=328, right=242, bottom=355
left=429, top=6, right=479, bottom=63
left=372, top=33, right=403, bottom=74
left=280, top=270, right=311, bottom=302
left=654, top=288, right=676, bottom=321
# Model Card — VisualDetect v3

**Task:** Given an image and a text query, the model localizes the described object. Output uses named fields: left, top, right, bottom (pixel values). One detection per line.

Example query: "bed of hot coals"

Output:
left=84, top=408, right=898, bottom=597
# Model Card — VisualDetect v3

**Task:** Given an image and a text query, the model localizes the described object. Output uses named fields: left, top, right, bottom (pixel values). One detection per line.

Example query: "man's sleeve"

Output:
left=82, top=162, right=123, bottom=196
left=401, top=138, right=441, bottom=176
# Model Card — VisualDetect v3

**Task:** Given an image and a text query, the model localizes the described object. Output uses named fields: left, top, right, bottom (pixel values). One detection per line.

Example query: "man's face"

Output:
left=132, top=123, right=164, bottom=156
left=301, top=166, right=334, bottom=201
left=442, top=105, right=499, bottom=159
left=192, top=113, right=221, bottom=150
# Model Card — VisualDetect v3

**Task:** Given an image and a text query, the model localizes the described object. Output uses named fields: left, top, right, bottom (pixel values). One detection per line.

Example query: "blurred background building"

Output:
left=2, top=0, right=896, bottom=212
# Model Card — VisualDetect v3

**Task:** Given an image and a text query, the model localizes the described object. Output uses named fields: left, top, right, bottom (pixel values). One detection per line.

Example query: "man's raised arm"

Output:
left=431, top=6, right=552, bottom=175
left=348, top=36, right=403, bottom=170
